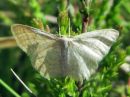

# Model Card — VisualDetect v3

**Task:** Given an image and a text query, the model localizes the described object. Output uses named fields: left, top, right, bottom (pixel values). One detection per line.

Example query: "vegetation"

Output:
left=0, top=0, right=130, bottom=97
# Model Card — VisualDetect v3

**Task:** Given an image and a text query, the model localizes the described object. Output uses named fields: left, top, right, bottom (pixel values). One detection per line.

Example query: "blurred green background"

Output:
left=0, top=0, right=130, bottom=97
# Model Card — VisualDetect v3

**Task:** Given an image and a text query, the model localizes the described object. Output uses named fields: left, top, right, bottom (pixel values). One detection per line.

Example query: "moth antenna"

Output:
left=68, top=18, right=71, bottom=37
left=59, top=25, right=61, bottom=37
left=87, top=0, right=92, bottom=16
left=87, top=0, right=92, bottom=29
left=10, top=68, right=37, bottom=97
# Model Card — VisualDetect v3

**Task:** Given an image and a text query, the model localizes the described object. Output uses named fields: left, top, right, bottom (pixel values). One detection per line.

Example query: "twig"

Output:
left=0, top=37, right=16, bottom=49
left=0, top=11, right=57, bottom=24
left=45, top=15, right=57, bottom=24
left=81, top=15, right=89, bottom=33
left=80, top=0, right=91, bottom=33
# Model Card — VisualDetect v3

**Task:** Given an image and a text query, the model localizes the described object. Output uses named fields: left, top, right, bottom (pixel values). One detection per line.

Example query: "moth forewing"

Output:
left=74, top=29, right=119, bottom=40
left=11, top=24, right=58, bottom=53
left=69, top=29, right=119, bottom=79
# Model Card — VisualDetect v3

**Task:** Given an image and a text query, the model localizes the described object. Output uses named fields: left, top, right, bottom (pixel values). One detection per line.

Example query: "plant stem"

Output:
left=0, top=79, right=21, bottom=97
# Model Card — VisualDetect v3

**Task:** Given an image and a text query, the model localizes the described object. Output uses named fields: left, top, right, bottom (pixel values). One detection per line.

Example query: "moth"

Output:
left=11, top=24, right=119, bottom=81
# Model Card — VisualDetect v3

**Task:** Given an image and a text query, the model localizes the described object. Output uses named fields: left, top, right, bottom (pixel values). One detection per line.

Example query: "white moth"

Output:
left=11, top=24, right=119, bottom=81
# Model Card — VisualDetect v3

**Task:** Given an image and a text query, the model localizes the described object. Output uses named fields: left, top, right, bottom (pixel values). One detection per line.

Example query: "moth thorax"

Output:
left=58, top=38, right=70, bottom=76
left=59, top=37, right=72, bottom=48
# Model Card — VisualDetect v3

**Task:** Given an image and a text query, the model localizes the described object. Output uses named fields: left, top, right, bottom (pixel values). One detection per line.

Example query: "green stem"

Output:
left=0, top=79, right=21, bottom=97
